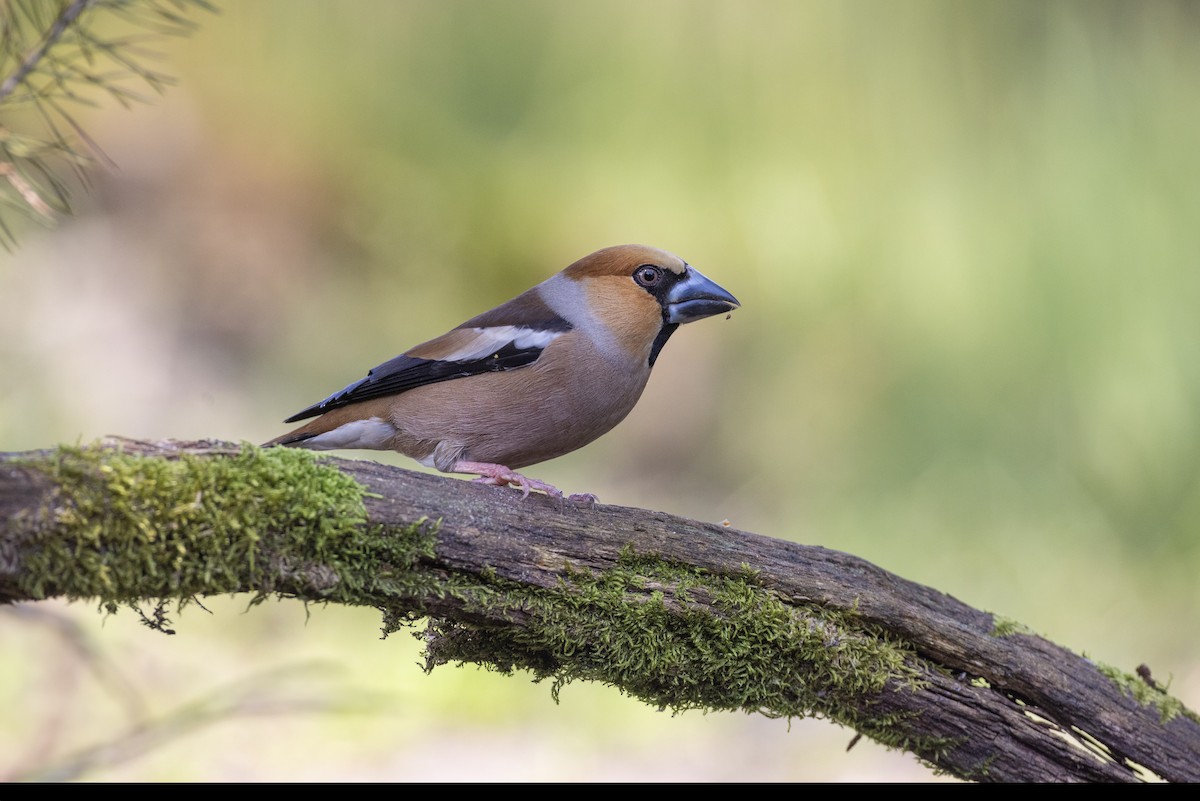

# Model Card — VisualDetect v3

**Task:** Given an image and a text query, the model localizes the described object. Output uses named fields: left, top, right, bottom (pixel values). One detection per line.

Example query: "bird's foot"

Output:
left=455, top=461, right=565, bottom=500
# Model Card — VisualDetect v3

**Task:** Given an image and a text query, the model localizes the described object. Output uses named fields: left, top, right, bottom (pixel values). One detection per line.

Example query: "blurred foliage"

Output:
left=0, top=0, right=215, bottom=245
left=1, top=0, right=1199, bottom=781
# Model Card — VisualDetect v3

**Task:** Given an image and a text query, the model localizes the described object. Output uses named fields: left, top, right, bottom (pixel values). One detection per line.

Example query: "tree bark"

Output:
left=1, top=438, right=1197, bottom=783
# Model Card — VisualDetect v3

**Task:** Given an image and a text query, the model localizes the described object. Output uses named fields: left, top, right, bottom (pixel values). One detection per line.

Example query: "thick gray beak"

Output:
left=665, top=266, right=741, bottom=324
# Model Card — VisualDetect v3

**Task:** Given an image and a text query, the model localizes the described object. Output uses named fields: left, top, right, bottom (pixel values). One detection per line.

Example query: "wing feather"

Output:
left=285, top=342, right=547, bottom=422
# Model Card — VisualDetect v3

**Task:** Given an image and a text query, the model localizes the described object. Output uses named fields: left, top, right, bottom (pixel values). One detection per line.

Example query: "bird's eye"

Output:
left=634, top=265, right=663, bottom=288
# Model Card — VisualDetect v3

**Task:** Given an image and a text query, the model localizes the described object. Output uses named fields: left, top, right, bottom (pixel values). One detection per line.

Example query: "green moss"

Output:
left=411, top=548, right=950, bottom=755
left=990, top=616, right=1035, bottom=637
left=13, top=442, right=957, bottom=759
left=1095, top=661, right=1198, bottom=725
left=13, top=443, right=438, bottom=611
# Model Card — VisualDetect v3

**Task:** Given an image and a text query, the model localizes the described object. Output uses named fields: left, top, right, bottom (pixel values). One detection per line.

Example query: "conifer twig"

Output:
left=0, top=0, right=91, bottom=104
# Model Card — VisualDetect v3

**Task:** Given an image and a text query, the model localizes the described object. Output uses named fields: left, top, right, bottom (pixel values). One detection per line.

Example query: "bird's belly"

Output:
left=389, top=357, right=650, bottom=470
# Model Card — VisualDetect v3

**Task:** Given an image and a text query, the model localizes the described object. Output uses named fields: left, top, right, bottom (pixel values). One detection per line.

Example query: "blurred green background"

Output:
left=3, top=0, right=1199, bottom=782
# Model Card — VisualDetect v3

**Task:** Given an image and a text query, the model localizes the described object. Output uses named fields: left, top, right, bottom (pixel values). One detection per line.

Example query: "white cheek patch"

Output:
left=302, top=418, right=397, bottom=450
left=441, top=325, right=563, bottom=361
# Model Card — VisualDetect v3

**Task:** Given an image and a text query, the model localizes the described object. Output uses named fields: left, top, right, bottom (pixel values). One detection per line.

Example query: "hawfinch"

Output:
left=265, top=244, right=739, bottom=499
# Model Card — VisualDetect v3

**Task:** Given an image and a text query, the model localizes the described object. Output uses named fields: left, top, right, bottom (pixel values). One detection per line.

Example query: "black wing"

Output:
left=282, top=341, right=544, bottom=423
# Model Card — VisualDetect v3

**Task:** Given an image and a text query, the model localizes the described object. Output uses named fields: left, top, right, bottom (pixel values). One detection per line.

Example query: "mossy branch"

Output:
left=1, top=438, right=1197, bottom=783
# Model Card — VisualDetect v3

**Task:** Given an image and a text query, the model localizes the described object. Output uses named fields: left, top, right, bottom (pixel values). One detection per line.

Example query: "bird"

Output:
left=264, top=244, right=740, bottom=500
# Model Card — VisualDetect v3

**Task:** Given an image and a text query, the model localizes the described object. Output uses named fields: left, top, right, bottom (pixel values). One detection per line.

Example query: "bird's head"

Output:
left=561, top=244, right=740, bottom=367
left=565, top=243, right=739, bottom=320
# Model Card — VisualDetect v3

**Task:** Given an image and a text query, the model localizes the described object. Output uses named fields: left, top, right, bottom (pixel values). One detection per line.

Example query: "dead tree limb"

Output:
left=1, top=438, right=1197, bottom=783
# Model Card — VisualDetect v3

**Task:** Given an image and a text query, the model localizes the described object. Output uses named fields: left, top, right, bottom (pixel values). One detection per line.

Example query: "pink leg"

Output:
left=453, top=460, right=565, bottom=500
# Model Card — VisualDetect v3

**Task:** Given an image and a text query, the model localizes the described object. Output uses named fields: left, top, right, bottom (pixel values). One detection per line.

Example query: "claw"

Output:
left=457, top=460, right=566, bottom=499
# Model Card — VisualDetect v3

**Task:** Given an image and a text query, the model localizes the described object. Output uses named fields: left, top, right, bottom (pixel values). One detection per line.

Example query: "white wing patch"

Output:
left=440, top=325, right=563, bottom=362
